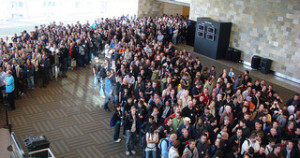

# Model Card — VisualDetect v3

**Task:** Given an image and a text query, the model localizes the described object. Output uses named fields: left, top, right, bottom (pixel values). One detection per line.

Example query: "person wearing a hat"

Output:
left=177, top=117, right=195, bottom=139
left=245, top=96, right=256, bottom=113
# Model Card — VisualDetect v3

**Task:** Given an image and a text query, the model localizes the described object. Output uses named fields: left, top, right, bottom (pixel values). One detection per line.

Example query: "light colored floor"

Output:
left=0, top=128, right=10, bottom=158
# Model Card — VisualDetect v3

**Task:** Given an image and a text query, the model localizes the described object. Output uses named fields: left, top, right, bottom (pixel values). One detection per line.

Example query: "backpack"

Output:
left=110, top=113, right=116, bottom=127
left=158, top=138, right=169, bottom=151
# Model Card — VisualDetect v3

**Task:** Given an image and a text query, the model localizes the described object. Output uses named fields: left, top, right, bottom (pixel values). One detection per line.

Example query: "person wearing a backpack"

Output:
left=182, top=140, right=198, bottom=158
left=241, top=133, right=260, bottom=155
left=160, top=133, right=178, bottom=158
left=124, top=106, right=138, bottom=156
left=145, top=126, right=159, bottom=158
left=112, top=104, right=123, bottom=143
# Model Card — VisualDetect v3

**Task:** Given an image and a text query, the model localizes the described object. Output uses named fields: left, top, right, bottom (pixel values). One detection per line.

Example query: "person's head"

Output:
left=6, top=70, right=12, bottom=76
left=167, top=118, right=173, bottom=126
left=286, top=141, right=294, bottom=150
left=170, top=134, right=178, bottom=143
left=200, top=133, right=207, bottom=143
left=287, top=121, right=295, bottom=130
left=152, top=107, right=159, bottom=116
left=188, top=100, right=193, bottom=108
left=270, top=128, right=277, bottom=136
left=188, top=140, right=196, bottom=150
left=130, top=106, right=136, bottom=115
left=273, top=121, right=279, bottom=129
left=269, top=138, right=276, bottom=147
left=183, top=117, right=191, bottom=126
left=184, top=90, right=189, bottom=97
left=182, top=128, right=189, bottom=138
left=255, top=121, right=262, bottom=130
left=249, top=133, right=257, bottom=143
left=240, top=119, right=246, bottom=127
left=294, top=93, right=299, bottom=101
left=115, top=104, right=121, bottom=111
left=237, top=128, right=243, bottom=137
left=273, top=144, right=281, bottom=154
left=215, top=138, right=222, bottom=147
left=225, top=105, right=232, bottom=113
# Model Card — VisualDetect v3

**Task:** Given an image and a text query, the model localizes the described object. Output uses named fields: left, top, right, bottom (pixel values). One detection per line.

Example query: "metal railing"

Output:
left=10, top=132, right=26, bottom=158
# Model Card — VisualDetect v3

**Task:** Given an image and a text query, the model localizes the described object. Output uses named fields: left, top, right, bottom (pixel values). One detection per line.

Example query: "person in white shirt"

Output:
left=265, top=138, right=275, bottom=155
left=241, top=133, right=260, bottom=155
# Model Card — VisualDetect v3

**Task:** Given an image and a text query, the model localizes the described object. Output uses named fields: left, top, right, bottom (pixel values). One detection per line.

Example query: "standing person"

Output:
left=77, top=39, right=86, bottom=68
left=31, top=54, right=39, bottom=85
left=40, top=54, right=49, bottom=88
left=124, top=106, right=138, bottom=156
left=145, top=126, right=159, bottom=158
left=92, top=57, right=100, bottom=89
left=4, top=70, right=15, bottom=110
left=0, top=67, right=7, bottom=101
left=98, top=60, right=107, bottom=97
left=113, top=104, right=123, bottom=143
left=168, top=139, right=180, bottom=158
left=182, top=140, right=199, bottom=158
left=161, top=133, right=178, bottom=158
left=24, top=59, right=35, bottom=89
left=104, top=71, right=115, bottom=111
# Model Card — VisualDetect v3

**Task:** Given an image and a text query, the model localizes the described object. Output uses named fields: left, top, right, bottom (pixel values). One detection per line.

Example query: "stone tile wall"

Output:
left=190, top=0, right=300, bottom=80
left=137, top=0, right=164, bottom=17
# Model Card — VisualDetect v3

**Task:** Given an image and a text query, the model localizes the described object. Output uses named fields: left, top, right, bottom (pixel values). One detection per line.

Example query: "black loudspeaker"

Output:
left=24, top=135, right=50, bottom=157
left=251, top=55, right=261, bottom=69
left=194, top=18, right=232, bottom=59
left=225, top=48, right=233, bottom=60
left=260, top=58, right=272, bottom=74
left=231, top=49, right=241, bottom=63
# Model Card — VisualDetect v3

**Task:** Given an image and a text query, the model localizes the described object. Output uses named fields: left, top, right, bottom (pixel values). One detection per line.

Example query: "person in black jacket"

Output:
left=228, top=128, right=245, bottom=149
left=24, top=59, right=35, bottom=89
left=124, top=106, right=138, bottom=156
left=113, top=104, right=123, bottom=143
left=281, top=141, right=297, bottom=158
left=40, top=54, right=49, bottom=88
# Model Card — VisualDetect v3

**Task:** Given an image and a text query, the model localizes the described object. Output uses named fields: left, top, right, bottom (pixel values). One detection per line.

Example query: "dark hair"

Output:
left=149, top=116, right=154, bottom=120
left=173, top=140, right=180, bottom=148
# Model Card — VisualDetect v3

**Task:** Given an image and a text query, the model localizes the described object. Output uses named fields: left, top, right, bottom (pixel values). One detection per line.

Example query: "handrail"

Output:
left=10, top=132, right=26, bottom=158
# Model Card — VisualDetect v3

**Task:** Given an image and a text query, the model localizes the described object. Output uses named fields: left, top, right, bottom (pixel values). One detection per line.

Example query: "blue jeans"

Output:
left=27, top=77, right=34, bottom=89
left=99, top=79, right=104, bottom=97
left=104, top=91, right=115, bottom=110
left=126, top=130, right=136, bottom=152
left=93, top=76, right=98, bottom=88
left=113, top=122, right=121, bottom=141
left=145, top=150, right=156, bottom=158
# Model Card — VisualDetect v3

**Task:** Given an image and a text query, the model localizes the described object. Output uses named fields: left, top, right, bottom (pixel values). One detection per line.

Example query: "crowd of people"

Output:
left=0, top=14, right=299, bottom=158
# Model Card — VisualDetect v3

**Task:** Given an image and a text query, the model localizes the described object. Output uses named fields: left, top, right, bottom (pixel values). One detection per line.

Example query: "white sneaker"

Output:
left=126, top=151, right=130, bottom=156
left=131, top=150, right=136, bottom=155
left=114, top=138, right=121, bottom=143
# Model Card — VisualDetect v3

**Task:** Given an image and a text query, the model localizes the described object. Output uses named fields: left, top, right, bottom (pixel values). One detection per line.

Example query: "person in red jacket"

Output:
left=200, top=88, right=211, bottom=106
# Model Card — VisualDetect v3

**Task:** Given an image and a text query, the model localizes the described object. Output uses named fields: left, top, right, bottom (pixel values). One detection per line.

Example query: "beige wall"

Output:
left=190, top=0, right=300, bottom=81
left=137, top=0, right=163, bottom=17
left=163, top=3, right=183, bottom=16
